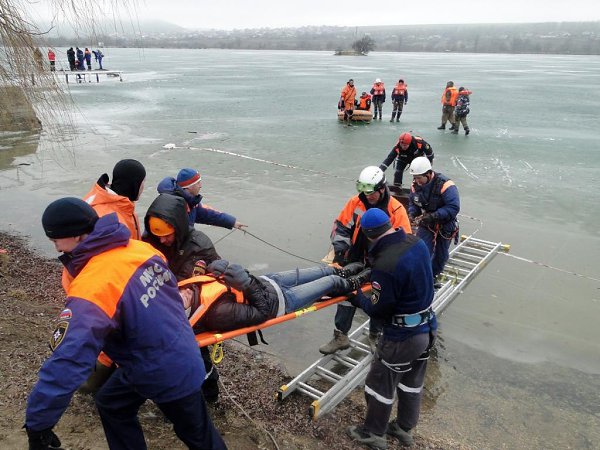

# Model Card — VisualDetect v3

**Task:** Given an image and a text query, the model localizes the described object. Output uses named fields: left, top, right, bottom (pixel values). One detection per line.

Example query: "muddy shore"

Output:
left=0, top=231, right=469, bottom=449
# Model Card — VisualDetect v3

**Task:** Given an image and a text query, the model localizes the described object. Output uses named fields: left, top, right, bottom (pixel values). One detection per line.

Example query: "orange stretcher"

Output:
left=187, top=285, right=371, bottom=348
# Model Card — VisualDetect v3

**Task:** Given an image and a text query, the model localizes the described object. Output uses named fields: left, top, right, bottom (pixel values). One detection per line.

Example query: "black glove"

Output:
left=378, top=164, right=387, bottom=171
left=207, top=259, right=229, bottom=277
left=26, top=427, right=61, bottom=450
left=223, top=264, right=252, bottom=290
left=332, top=251, right=346, bottom=265
left=420, top=213, right=437, bottom=227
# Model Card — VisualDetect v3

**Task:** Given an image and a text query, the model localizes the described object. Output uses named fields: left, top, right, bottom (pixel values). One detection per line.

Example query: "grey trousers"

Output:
left=362, top=332, right=435, bottom=435
left=441, top=105, right=456, bottom=126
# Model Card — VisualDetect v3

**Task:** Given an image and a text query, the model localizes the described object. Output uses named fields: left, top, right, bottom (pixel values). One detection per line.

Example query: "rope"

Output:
left=166, top=144, right=353, bottom=181
left=500, top=253, right=600, bottom=283
left=219, top=378, right=281, bottom=450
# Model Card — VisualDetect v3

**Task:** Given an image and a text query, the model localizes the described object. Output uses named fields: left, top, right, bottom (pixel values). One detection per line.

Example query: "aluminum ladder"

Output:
left=277, top=235, right=510, bottom=419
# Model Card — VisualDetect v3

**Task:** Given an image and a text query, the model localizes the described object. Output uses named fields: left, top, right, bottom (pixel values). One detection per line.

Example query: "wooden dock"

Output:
left=62, top=70, right=123, bottom=84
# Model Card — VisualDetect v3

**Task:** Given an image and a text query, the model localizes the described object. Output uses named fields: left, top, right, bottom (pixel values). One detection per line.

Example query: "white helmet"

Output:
left=356, top=166, right=386, bottom=194
left=375, top=78, right=382, bottom=83
left=409, top=157, right=432, bottom=175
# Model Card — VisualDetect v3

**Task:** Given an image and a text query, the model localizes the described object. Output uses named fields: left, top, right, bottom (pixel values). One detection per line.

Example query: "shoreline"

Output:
left=0, top=230, right=469, bottom=449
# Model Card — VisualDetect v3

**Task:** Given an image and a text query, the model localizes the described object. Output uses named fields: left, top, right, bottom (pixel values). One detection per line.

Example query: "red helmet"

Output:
left=399, top=132, right=412, bottom=146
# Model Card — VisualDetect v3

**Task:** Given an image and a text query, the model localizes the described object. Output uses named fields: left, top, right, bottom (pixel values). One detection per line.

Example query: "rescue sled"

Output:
left=337, top=109, right=373, bottom=123
left=177, top=275, right=371, bottom=348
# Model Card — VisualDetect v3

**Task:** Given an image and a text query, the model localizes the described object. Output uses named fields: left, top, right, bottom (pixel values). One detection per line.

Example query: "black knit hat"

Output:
left=42, top=197, right=99, bottom=239
left=110, top=159, right=146, bottom=202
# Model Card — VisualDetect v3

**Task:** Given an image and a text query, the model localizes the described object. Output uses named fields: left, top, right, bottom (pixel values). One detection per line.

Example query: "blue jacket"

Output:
left=408, top=172, right=460, bottom=235
left=26, top=214, right=204, bottom=431
left=157, top=177, right=236, bottom=229
left=355, top=229, right=437, bottom=341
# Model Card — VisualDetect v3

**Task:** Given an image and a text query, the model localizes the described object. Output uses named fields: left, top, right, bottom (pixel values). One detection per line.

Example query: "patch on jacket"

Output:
left=59, top=308, right=72, bottom=320
left=49, top=321, right=69, bottom=351
left=371, top=281, right=381, bottom=305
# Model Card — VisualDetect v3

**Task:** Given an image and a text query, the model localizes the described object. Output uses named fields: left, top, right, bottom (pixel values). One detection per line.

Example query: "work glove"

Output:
left=223, top=264, right=252, bottom=291
left=420, top=213, right=437, bottom=227
left=25, top=427, right=61, bottom=450
left=207, top=259, right=229, bottom=277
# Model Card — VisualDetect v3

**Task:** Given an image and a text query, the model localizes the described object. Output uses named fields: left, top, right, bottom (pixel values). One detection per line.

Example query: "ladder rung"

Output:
left=332, top=354, right=361, bottom=369
left=297, top=382, right=324, bottom=398
left=315, top=366, right=343, bottom=383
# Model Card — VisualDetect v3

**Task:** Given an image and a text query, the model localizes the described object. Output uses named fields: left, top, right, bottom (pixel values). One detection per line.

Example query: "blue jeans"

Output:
left=95, top=369, right=226, bottom=450
left=265, top=266, right=349, bottom=313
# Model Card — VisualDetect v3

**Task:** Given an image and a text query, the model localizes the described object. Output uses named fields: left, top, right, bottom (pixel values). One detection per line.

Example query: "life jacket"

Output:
left=441, top=87, right=459, bottom=106
left=179, top=275, right=245, bottom=327
left=396, top=136, right=426, bottom=158
left=393, top=83, right=407, bottom=96
left=411, top=173, right=455, bottom=213
left=371, top=83, right=385, bottom=96
left=48, top=51, right=56, bottom=61
left=359, top=94, right=371, bottom=110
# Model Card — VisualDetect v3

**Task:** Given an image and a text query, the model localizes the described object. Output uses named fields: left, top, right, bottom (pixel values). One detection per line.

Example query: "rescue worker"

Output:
left=66, top=47, right=76, bottom=71
left=143, top=193, right=222, bottom=403
left=453, top=87, right=471, bottom=135
left=346, top=208, right=437, bottom=450
left=390, top=79, right=408, bottom=122
left=25, top=198, right=226, bottom=450
left=92, top=49, right=104, bottom=70
left=157, top=168, right=247, bottom=230
left=408, top=157, right=460, bottom=282
left=370, top=78, right=386, bottom=120
left=319, top=166, right=411, bottom=355
left=340, top=79, right=357, bottom=126
left=84, top=48, right=92, bottom=70
left=182, top=259, right=370, bottom=332
left=47, top=48, right=56, bottom=71
left=76, top=47, right=84, bottom=70
left=438, top=80, right=459, bottom=130
left=84, top=159, right=146, bottom=240
left=357, top=92, right=372, bottom=111
left=379, top=132, right=434, bottom=187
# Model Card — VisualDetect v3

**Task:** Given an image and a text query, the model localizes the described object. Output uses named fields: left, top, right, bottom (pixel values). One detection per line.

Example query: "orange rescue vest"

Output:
left=372, top=83, right=385, bottom=96
left=441, top=87, right=459, bottom=106
left=393, top=83, right=407, bottom=96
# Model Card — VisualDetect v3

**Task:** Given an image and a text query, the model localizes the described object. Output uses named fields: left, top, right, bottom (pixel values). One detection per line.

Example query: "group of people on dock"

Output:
left=65, top=47, right=105, bottom=71
left=338, top=77, right=471, bottom=134
left=24, top=123, right=459, bottom=449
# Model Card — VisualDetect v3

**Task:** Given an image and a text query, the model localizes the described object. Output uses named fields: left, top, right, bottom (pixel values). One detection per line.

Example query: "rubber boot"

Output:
left=465, top=127, right=470, bottom=135
left=449, top=123, right=457, bottom=131
left=396, top=113, right=401, bottom=122
left=386, top=422, right=413, bottom=447
left=451, top=128, right=459, bottom=134
left=319, top=330, right=350, bottom=354
left=390, top=113, right=396, bottom=122
left=437, top=124, right=445, bottom=130
left=347, top=426, right=388, bottom=450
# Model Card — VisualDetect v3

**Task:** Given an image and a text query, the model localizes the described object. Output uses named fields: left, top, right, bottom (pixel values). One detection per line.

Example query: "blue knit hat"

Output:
left=176, top=168, right=201, bottom=188
left=361, top=208, right=391, bottom=239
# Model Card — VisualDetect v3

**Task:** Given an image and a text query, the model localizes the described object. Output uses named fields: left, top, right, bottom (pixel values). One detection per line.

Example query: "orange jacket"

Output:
left=358, top=94, right=372, bottom=110
left=371, top=82, right=385, bottom=96
left=341, top=84, right=357, bottom=111
left=84, top=183, right=141, bottom=240
left=393, top=82, right=407, bottom=96
left=441, top=86, right=459, bottom=106
left=179, top=275, right=245, bottom=327
left=331, top=195, right=411, bottom=253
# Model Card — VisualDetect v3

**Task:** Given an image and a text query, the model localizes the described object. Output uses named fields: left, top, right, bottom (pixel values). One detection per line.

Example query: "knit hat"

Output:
left=148, top=216, right=175, bottom=237
left=361, top=208, right=392, bottom=240
left=176, top=168, right=201, bottom=188
left=42, top=197, right=99, bottom=239
left=110, top=159, right=146, bottom=202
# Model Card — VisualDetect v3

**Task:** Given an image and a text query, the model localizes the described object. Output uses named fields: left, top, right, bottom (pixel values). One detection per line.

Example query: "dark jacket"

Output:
left=355, top=229, right=437, bottom=341
left=26, top=214, right=204, bottom=430
left=455, top=93, right=470, bottom=117
left=198, top=275, right=280, bottom=332
left=157, top=177, right=236, bottom=229
left=143, top=194, right=220, bottom=280
left=380, top=136, right=434, bottom=171
left=408, top=172, right=460, bottom=235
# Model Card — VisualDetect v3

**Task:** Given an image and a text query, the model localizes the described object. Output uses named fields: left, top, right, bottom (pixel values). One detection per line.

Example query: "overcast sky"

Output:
left=31, top=0, right=600, bottom=30
left=135, top=0, right=600, bottom=29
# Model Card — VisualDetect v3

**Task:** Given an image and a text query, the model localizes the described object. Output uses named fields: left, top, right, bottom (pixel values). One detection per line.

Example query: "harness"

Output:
left=391, top=306, right=434, bottom=328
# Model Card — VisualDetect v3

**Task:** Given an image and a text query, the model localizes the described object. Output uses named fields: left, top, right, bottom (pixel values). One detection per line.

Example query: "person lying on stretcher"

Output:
left=179, top=259, right=371, bottom=332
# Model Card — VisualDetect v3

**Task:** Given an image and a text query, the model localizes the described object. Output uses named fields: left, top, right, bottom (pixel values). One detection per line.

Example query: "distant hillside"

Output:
left=36, top=19, right=186, bottom=40
left=42, top=21, right=600, bottom=55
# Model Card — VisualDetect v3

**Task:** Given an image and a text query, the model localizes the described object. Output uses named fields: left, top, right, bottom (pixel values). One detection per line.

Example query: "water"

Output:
left=1, top=49, right=599, bottom=448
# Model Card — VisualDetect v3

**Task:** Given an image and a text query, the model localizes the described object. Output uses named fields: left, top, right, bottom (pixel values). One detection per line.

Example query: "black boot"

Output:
left=390, top=113, right=395, bottom=122
left=451, top=128, right=459, bottom=134
left=449, top=123, right=457, bottom=131
left=335, top=262, right=364, bottom=278
left=396, top=114, right=400, bottom=122
left=347, top=268, right=372, bottom=291
left=465, top=127, right=470, bottom=135
left=437, top=124, right=445, bottom=130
